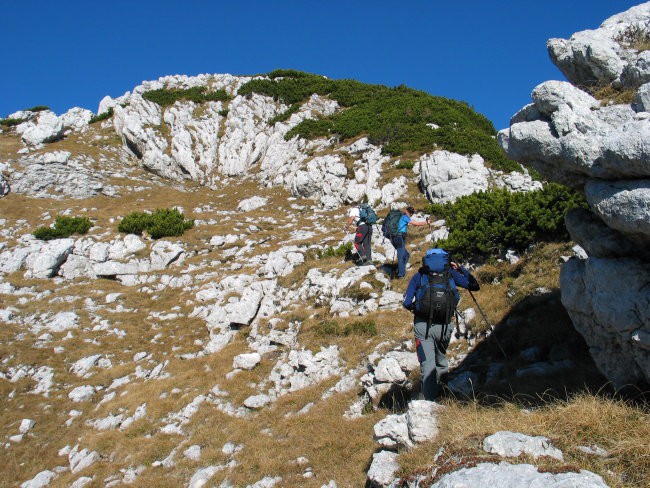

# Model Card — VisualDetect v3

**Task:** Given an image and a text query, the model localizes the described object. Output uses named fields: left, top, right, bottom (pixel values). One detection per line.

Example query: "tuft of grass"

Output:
left=588, top=84, right=636, bottom=105
left=315, top=318, right=377, bottom=337
left=617, top=25, right=650, bottom=52
left=33, top=215, right=93, bottom=241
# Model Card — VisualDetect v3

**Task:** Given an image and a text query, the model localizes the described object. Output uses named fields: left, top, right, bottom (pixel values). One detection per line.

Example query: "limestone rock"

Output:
left=25, top=238, right=75, bottom=278
left=407, top=400, right=442, bottom=443
left=430, top=462, right=609, bottom=487
left=366, top=450, right=399, bottom=488
left=61, top=107, right=93, bottom=130
left=233, top=352, right=261, bottom=370
left=483, top=431, right=564, bottom=460
left=547, top=2, right=650, bottom=88
left=500, top=3, right=650, bottom=389
left=237, top=196, right=268, bottom=212
left=373, top=414, right=411, bottom=449
left=561, top=257, right=650, bottom=387
left=19, top=470, right=57, bottom=488
left=419, top=151, right=489, bottom=203
left=9, top=161, right=104, bottom=199
left=21, top=111, right=65, bottom=145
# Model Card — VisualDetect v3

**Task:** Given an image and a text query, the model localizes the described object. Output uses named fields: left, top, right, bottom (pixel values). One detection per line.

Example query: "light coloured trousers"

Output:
left=414, top=319, right=452, bottom=401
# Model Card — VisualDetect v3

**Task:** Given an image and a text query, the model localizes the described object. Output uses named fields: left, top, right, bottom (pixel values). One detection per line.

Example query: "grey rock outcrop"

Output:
left=548, top=2, right=650, bottom=88
left=429, top=462, right=609, bottom=488
left=499, top=3, right=650, bottom=387
left=105, top=73, right=538, bottom=209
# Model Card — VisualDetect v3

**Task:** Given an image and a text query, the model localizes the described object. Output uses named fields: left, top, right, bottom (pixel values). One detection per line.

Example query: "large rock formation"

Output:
left=498, top=2, right=650, bottom=388
left=102, top=73, right=541, bottom=208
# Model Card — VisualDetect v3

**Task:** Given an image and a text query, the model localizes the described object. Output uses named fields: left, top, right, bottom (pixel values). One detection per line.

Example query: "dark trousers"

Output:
left=354, top=223, right=372, bottom=262
left=391, top=235, right=408, bottom=277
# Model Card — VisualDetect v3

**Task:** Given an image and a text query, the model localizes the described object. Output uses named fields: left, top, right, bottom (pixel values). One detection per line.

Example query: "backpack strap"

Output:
left=425, top=273, right=434, bottom=340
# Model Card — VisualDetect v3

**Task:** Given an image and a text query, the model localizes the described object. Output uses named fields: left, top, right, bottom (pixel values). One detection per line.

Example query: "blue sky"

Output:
left=1, top=1, right=643, bottom=130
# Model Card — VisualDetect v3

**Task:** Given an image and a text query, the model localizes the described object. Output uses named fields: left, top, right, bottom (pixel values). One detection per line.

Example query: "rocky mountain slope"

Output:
left=1, top=4, right=649, bottom=488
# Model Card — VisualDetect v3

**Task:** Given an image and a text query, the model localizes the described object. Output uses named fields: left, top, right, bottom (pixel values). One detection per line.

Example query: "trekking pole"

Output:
left=468, top=290, right=507, bottom=358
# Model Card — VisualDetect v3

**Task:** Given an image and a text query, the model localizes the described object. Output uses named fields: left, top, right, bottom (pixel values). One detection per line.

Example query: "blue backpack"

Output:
left=414, top=249, right=458, bottom=331
left=358, top=204, right=378, bottom=225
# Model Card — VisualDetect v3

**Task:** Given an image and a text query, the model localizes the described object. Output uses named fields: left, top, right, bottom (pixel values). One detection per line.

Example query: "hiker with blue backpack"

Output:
left=345, top=202, right=377, bottom=266
left=382, top=206, right=430, bottom=278
left=402, top=248, right=480, bottom=401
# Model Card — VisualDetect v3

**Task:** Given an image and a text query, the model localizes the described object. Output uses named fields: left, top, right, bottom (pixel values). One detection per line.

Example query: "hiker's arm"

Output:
left=344, top=215, right=355, bottom=230
left=450, top=265, right=480, bottom=291
left=408, top=217, right=430, bottom=227
left=402, top=277, right=418, bottom=310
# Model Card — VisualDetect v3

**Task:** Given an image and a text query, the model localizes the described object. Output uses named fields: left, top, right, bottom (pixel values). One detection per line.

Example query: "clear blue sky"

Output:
left=1, top=1, right=643, bottom=130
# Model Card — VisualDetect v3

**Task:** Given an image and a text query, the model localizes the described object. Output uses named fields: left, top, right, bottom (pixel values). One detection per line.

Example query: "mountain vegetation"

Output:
left=238, top=70, right=519, bottom=172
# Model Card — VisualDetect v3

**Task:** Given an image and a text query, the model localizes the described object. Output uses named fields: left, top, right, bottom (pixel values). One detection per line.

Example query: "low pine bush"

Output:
left=316, top=241, right=353, bottom=259
left=142, top=86, right=229, bottom=107
left=268, top=103, right=301, bottom=125
left=427, top=184, right=588, bottom=259
left=89, top=107, right=114, bottom=124
left=33, top=216, right=93, bottom=241
left=0, top=118, right=22, bottom=127
left=118, top=208, right=194, bottom=239
left=240, top=72, right=512, bottom=170
left=25, top=105, right=50, bottom=112
left=395, top=160, right=415, bottom=170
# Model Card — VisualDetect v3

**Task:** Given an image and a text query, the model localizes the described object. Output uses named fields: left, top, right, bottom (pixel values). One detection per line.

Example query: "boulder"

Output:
left=373, top=414, right=411, bottom=449
left=561, top=257, right=650, bottom=387
left=19, top=470, right=57, bottom=488
left=60, top=107, right=93, bottom=130
left=483, top=431, right=564, bottom=460
left=429, top=462, right=609, bottom=487
left=366, top=450, right=399, bottom=488
left=419, top=151, right=489, bottom=203
left=21, top=111, right=65, bottom=145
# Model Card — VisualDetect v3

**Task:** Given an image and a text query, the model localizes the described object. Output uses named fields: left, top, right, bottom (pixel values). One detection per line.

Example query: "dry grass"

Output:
left=398, top=394, right=650, bottom=488
left=588, top=84, right=636, bottom=105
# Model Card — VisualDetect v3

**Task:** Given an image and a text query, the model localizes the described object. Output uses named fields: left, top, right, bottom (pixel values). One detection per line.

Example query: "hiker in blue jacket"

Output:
left=402, top=249, right=480, bottom=401
left=392, top=206, right=429, bottom=278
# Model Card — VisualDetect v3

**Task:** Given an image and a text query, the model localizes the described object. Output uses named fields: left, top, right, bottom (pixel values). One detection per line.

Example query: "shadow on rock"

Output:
left=443, top=290, right=623, bottom=407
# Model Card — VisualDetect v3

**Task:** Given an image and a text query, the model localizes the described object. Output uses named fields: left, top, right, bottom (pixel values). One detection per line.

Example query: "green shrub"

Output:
left=426, top=184, right=588, bottom=259
left=240, top=73, right=511, bottom=170
left=316, top=241, right=353, bottom=259
left=218, top=109, right=229, bottom=117
left=33, top=216, right=93, bottom=241
left=268, top=103, right=301, bottom=125
left=142, top=86, right=229, bottom=107
left=316, top=318, right=377, bottom=337
left=25, top=105, right=50, bottom=112
left=89, top=107, right=114, bottom=124
left=395, top=160, right=415, bottom=170
left=118, top=208, right=194, bottom=239
left=0, top=118, right=22, bottom=127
